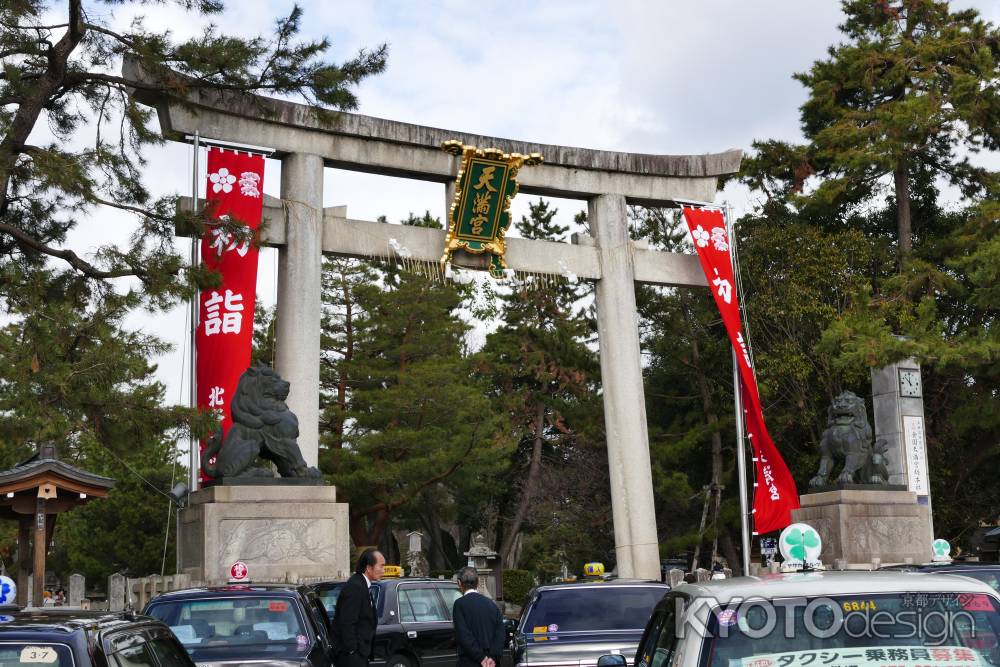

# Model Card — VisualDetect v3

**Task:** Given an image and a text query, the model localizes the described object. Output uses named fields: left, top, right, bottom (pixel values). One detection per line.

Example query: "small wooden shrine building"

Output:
left=0, top=443, right=114, bottom=606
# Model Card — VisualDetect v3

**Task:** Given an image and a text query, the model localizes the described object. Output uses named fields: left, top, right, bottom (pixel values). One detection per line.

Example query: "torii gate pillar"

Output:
left=275, top=153, right=324, bottom=467
left=590, top=194, right=659, bottom=578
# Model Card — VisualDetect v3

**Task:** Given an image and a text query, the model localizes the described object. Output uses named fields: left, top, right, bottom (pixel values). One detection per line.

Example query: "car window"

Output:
left=637, top=611, right=665, bottom=667
left=147, top=639, right=190, bottom=667
left=648, top=605, right=677, bottom=667
left=0, top=643, right=74, bottom=667
left=317, top=584, right=344, bottom=616
left=112, top=644, right=156, bottom=667
left=946, top=570, right=1000, bottom=593
left=399, top=587, right=450, bottom=623
left=437, top=587, right=462, bottom=618
left=145, top=596, right=309, bottom=647
left=524, top=586, right=666, bottom=632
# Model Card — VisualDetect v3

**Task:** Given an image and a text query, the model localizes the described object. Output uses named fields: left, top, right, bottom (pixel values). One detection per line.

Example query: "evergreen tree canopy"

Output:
left=794, top=0, right=1000, bottom=260
left=1, top=0, right=386, bottom=302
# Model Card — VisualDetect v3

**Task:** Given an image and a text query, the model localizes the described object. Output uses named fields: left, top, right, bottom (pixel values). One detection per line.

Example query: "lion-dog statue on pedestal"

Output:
left=809, top=390, right=889, bottom=488
left=201, top=364, right=322, bottom=480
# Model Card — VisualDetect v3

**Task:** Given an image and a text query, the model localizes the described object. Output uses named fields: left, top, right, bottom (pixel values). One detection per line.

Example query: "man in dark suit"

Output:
left=452, top=567, right=505, bottom=667
left=333, top=548, right=385, bottom=667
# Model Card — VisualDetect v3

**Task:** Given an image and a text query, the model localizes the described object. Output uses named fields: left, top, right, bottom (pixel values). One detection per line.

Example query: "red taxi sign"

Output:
left=230, top=560, right=249, bottom=582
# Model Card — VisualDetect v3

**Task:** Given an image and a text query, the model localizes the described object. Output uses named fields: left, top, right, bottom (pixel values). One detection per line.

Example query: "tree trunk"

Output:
left=500, top=402, right=546, bottom=568
left=894, top=158, right=912, bottom=265
left=720, top=531, right=742, bottom=577
left=349, top=508, right=389, bottom=548
left=691, top=486, right=711, bottom=572
left=689, top=323, right=726, bottom=571
left=332, top=272, right=355, bottom=449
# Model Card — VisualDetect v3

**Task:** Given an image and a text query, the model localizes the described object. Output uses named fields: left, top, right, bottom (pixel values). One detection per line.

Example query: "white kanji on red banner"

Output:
left=203, top=289, right=244, bottom=336
left=239, top=171, right=261, bottom=198
left=209, top=216, right=251, bottom=257
left=711, top=227, right=729, bottom=252
left=711, top=268, right=733, bottom=304
left=208, top=385, right=225, bottom=408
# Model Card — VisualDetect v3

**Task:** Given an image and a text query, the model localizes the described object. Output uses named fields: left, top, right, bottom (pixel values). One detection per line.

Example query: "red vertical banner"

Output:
left=195, top=147, right=265, bottom=482
left=681, top=207, right=800, bottom=534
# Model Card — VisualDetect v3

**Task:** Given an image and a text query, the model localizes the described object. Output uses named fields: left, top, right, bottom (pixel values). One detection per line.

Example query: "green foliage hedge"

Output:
left=502, top=569, right=533, bottom=603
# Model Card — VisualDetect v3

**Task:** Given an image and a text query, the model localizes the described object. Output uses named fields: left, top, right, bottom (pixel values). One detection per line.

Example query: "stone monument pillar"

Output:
left=871, top=357, right=934, bottom=536
left=405, top=531, right=429, bottom=578
left=68, top=573, right=85, bottom=607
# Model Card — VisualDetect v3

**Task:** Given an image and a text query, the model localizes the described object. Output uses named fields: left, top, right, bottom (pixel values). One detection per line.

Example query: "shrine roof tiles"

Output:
left=0, top=457, right=115, bottom=494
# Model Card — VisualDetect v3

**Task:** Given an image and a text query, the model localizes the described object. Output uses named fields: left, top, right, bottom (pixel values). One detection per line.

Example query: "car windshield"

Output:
left=146, top=596, right=308, bottom=648
left=697, top=592, right=1000, bottom=667
left=0, top=643, right=73, bottom=667
left=525, top=586, right=666, bottom=632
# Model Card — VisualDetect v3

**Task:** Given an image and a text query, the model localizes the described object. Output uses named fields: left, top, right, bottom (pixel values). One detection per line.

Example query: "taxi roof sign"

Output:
left=931, top=538, right=952, bottom=562
left=583, top=562, right=605, bottom=577
left=229, top=560, right=250, bottom=583
left=383, top=565, right=404, bottom=578
left=778, top=523, right=825, bottom=572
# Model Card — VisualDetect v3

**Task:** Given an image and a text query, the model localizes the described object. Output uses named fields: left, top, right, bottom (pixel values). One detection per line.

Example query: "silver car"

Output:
left=601, top=571, right=1000, bottom=667
left=510, top=580, right=670, bottom=667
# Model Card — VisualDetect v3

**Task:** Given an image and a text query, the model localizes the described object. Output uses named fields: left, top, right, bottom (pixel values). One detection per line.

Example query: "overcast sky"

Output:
left=60, top=0, right=1000, bottom=409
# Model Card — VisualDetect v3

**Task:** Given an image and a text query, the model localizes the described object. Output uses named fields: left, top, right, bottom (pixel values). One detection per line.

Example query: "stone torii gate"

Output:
left=128, top=63, right=741, bottom=580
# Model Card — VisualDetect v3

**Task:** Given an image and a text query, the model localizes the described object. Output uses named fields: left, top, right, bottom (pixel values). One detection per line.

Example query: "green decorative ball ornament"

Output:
left=931, top=538, right=952, bottom=562
left=779, top=523, right=823, bottom=566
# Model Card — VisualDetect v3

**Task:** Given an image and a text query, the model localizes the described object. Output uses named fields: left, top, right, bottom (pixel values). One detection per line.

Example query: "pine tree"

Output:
left=0, top=1, right=386, bottom=581
left=796, top=0, right=1000, bottom=263
left=321, top=215, right=511, bottom=548
left=480, top=199, right=602, bottom=569
left=733, top=3, right=1000, bottom=548
left=1, top=1, right=386, bottom=299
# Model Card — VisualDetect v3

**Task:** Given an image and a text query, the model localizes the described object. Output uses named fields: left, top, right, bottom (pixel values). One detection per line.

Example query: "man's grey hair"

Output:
left=457, top=566, right=478, bottom=590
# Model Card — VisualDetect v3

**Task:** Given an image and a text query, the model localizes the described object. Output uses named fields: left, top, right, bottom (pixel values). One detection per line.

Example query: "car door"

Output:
left=436, top=584, right=463, bottom=664
left=397, top=584, right=455, bottom=667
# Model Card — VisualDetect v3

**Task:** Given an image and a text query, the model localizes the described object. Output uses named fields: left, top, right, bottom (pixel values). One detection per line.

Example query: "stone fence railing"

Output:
left=110, top=572, right=340, bottom=611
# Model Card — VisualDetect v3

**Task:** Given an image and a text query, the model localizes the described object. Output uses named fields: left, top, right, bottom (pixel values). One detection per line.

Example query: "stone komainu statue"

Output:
left=809, top=390, right=889, bottom=488
left=201, top=364, right=322, bottom=480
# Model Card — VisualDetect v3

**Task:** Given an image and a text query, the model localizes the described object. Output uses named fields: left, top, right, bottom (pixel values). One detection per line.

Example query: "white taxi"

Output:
left=599, top=570, right=1000, bottom=667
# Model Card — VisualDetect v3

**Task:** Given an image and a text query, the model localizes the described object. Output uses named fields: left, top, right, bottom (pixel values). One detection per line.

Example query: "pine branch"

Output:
left=0, top=221, right=141, bottom=279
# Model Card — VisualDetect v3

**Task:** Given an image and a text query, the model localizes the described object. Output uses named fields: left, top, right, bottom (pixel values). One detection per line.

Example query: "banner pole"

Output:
left=732, top=351, right=751, bottom=575
left=727, top=205, right=752, bottom=576
left=189, top=131, right=201, bottom=493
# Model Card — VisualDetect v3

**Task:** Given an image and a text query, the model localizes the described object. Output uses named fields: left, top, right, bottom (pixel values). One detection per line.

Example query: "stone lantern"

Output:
left=464, top=532, right=498, bottom=598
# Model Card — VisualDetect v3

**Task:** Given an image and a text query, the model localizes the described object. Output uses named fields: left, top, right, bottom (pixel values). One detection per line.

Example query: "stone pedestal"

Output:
left=792, top=489, right=933, bottom=567
left=178, top=485, right=350, bottom=584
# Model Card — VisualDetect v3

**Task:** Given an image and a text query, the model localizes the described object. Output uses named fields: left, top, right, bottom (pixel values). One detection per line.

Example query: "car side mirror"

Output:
left=597, top=655, right=627, bottom=667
